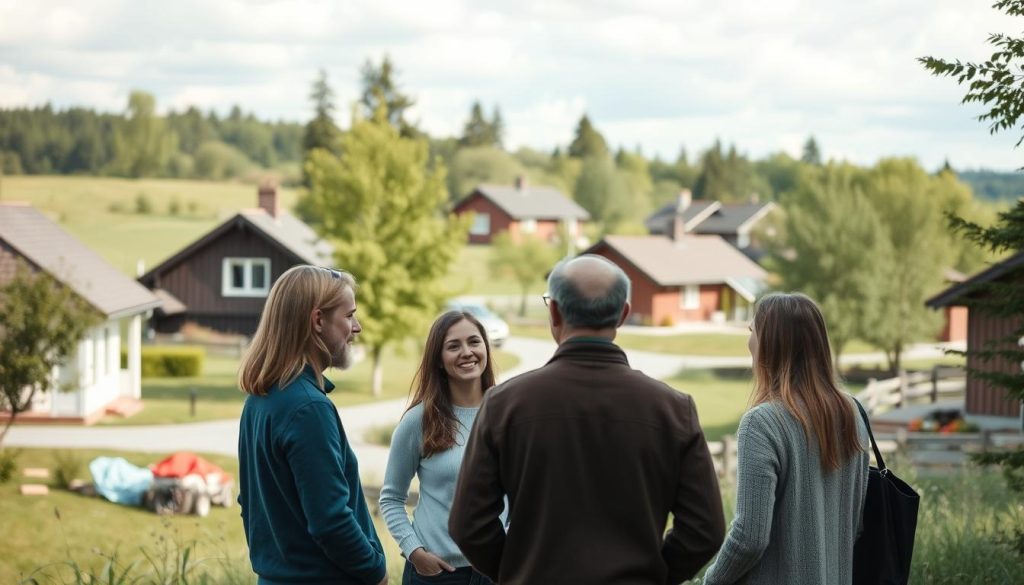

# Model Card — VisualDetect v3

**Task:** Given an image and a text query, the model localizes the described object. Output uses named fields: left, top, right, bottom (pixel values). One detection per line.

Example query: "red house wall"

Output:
left=590, top=243, right=726, bottom=325
left=966, top=309, right=1023, bottom=418
left=453, top=193, right=515, bottom=245
left=938, top=306, right=968, bottom=342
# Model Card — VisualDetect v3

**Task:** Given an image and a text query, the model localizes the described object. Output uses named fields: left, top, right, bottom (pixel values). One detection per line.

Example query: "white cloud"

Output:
left=1, top=0, right=1022, bottom=169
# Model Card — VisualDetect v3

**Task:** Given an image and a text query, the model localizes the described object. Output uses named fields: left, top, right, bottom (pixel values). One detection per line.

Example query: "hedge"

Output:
left=120, top=346, right=205, bottom=378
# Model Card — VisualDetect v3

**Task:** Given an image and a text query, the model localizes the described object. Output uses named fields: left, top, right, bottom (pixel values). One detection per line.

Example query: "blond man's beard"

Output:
left=331, top=342, right=353, bottom=370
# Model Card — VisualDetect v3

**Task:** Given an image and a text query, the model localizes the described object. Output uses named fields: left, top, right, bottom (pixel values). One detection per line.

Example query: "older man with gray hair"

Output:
left=450, top=255, right=725, bottom=585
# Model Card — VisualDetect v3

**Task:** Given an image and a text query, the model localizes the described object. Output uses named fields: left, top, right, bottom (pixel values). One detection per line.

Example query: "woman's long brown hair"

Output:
left=749, top=293, right=863, bottom=471
left=408, top=311, right=496, bottom=457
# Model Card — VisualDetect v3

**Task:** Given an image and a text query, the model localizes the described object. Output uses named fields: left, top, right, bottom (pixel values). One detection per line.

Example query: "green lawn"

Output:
left=0, top=447, right=406, bottom=585
left=98, top=347, right=520, bottom=426
left=444, top=245, right=548, bottom=297
left=2, top=176, right=300, bottom=276
left=663, top=369, right=753, bottom=441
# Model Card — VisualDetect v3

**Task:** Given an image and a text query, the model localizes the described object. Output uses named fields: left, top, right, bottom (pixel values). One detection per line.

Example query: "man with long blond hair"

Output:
left=237, top=265, right=387, bottom=585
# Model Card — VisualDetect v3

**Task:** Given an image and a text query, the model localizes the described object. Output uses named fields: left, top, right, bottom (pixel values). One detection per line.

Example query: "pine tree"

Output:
left=360, top=56, right=417, bottom=136
left=568, top=115, right=608, bottom=159
left=801, top=136, right=822, bottom=165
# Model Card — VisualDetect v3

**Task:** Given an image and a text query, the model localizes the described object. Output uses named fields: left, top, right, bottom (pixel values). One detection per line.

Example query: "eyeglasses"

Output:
left=320, top=266, right=344, bottom=280
left=542, top=294, right=551, bottom=307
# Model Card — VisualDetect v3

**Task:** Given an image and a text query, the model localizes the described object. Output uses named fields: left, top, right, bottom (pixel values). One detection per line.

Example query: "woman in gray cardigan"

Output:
left=703, top=293, right=870, bottom=585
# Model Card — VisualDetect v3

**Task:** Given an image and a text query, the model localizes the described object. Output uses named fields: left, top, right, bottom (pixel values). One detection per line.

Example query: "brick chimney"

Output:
left=514, top=175, right=527, bottom=192
left=258, top=182, right=279, bottom=218
left=670, top=189, right=692, bottom=241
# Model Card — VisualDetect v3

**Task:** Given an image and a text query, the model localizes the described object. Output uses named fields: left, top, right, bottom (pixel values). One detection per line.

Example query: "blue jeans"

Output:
left=401, top=561, right=494, bottom=585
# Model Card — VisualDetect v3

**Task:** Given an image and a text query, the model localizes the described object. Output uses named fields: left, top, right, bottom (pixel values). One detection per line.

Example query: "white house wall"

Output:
left=49, top=321, right=123, bottom=417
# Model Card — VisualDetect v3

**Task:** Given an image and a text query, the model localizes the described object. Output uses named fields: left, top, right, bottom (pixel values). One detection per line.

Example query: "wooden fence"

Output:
left=854, top=366, right=966, bottom=416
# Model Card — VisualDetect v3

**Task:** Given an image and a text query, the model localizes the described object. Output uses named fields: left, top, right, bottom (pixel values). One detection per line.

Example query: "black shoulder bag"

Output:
left=852, top=398, right=921, bottom=585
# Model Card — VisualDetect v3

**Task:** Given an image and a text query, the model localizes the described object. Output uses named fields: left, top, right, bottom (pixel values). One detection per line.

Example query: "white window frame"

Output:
left=222, top=257, right=272, bottom=297
left=521, top=218, right=537, bottom=234
left=681, top=284, right=700, bottom=310
left=470, top=213, right=491, bottom=236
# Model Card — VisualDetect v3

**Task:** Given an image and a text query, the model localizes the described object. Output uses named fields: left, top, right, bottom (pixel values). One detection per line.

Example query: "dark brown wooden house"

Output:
left=138, top=186, right=333, bottom=336
left=927, top=251, right=1024, bottom=421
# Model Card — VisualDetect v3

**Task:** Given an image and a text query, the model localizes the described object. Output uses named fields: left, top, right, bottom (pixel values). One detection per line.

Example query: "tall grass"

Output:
left=910, top=466, right=1024, bottom=584
left=20, top=512, right=254, bottom=585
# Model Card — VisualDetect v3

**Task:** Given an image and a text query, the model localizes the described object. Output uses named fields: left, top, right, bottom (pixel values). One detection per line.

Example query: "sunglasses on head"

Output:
left=319, top=266, right=344, bottom=280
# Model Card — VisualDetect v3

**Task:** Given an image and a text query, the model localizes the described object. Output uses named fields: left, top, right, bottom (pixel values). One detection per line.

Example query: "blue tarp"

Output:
left=89, top=457, right=154, bottom=506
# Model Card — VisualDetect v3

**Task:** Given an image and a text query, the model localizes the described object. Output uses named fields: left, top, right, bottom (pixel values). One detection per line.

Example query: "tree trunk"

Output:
left=371, top=345, right=384, bottom=397
left=0, top=413, right=16, bottom=450
left=519, top=284, right=528, bottom=317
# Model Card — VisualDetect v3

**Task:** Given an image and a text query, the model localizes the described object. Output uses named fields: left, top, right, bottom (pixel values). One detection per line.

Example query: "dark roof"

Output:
left=140, top=209, right=334, bottom=283
left=0, top=203, right=161, bottom=319
left=585, top=234, right=767, bottom=297
left=464, top=184, right=591, bottom=221
left=645, top=200, right=720, bottom=234
left=926, top=250, right=1024, bottom=308
left=646, top=201, right=776, bottom=236
left=694, top=202, right=776, bottom=235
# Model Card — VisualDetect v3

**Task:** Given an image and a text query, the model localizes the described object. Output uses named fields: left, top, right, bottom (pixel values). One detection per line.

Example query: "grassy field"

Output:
left=2, top=176, right=542, bottom=302
left=5, top=447, right=1022, bottom=585
left=95, top=347, right=520, bottom=426
left=1, top=447, right=407, bottom=585
left=1, top=176, right=301, bottom=275
left=664, top=369, right=753, bottom=442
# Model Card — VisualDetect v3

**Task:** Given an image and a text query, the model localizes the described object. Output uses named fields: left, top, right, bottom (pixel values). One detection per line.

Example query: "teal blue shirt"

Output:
left=238, top=367, right=387, bottom=585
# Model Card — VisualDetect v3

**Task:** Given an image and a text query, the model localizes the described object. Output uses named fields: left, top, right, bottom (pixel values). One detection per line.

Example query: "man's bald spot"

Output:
left=559, top=255, right=621, bottom=300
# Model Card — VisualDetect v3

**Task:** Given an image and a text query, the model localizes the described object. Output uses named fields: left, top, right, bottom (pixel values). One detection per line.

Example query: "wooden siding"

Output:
left=144, top=219, right=303, bottom=335
left=454, top=193, right=515, bottom=245
left=966, top=310, right=1023, bottom=418
left=589, top=243, right=726, bottom=325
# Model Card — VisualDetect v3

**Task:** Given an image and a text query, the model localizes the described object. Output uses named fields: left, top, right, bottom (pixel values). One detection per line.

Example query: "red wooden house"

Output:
left=583, top=219, right=768, bottom=326
left=927, top=251, right=1023, bottom=421
left=453, top=177, right=590, bottom=245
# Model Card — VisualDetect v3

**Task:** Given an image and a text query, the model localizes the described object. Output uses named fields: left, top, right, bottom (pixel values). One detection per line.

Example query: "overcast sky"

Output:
left=2, top=0, right=1022, bottom=170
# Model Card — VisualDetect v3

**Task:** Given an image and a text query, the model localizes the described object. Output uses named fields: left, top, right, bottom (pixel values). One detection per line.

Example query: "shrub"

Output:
left=364, top=424, right=396, bottom=447
left=51, top=450, right=84, bottom=490
left=168, top=197, right=181, bottom=216
left=134, top=192, right=153, bottom=214
left=121, top=346, right=205, bottom=378
left=659, top=315, right=676, bottom=327
left=0, top=448, right=20, bottom=484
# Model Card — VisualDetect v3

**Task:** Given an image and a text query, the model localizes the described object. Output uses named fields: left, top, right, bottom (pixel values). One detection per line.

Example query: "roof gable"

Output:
left=0, top=204, right=160, bottom=318
left=587, top=234, right=767, bottom=287
left=645, top=200, right=776, bottom=236
left=463, top=184, right=591, bottom=221
left=693, top=202, right=776, bottom=235
left=927, top=250, right=1024, bottom=308
left=140, top=209, right=334, bottom=283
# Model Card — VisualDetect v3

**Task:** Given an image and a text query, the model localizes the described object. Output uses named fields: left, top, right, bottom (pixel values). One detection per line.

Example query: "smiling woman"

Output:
left=378, top=310, right=502, bottom=584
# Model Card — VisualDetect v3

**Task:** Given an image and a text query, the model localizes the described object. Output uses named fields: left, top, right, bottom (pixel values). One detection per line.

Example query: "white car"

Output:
left=447, top=302, right=510, bottom=348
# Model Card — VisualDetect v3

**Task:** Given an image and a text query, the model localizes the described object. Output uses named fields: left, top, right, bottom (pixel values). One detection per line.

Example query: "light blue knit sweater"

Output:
left=379, top=403, right=481, bottom=568
left=702, top=400, right=869, bottom=585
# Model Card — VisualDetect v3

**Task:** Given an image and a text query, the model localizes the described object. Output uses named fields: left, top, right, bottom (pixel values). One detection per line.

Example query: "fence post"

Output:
left=866, top=379, right=878, bottom=414
left=896, top=427, right=908, bottom=452
left=931, top=366, right=939, bottom=403
left=981, top=430, right=992, bottom=454
left=897, top=369, right=908, bottom=408
left=190, top=387, right=197, bottom=417
left=722, top=435, right=736, bottom=485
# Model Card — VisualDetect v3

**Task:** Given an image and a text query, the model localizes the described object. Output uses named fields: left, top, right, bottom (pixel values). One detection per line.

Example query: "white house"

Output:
left=0, top=203, right=162, bottom=423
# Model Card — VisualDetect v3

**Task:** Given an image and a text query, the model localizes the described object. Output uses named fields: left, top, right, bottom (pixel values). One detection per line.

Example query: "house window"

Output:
left=521, top=219, right=537, bottom=234
left=681, top=284, right=700, bottom=310
left=222, top=258, right=272, bottom=297
left=470, top=213, right=491, bottom=236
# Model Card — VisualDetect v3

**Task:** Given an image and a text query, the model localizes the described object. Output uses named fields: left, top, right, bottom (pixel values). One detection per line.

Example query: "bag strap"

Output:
left=853, top=397, right=887, bottom=471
